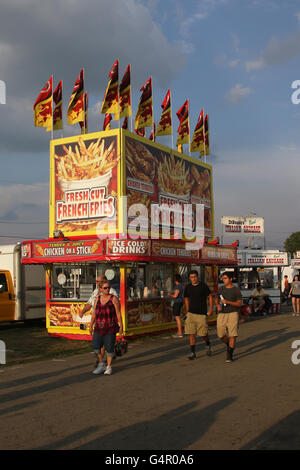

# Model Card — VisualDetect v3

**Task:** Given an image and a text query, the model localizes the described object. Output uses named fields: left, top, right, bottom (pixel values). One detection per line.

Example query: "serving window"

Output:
left=50, top=262, right=120, bottom=300
left=126, top=263, right=173, bottom=301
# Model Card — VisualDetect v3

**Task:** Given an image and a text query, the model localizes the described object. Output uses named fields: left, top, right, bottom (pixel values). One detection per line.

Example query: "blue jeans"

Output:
left=92, top=331, right=116, bottom=357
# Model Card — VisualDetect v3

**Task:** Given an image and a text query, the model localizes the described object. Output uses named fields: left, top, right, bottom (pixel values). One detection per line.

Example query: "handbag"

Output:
left=114, top=335, right=128, bottom=357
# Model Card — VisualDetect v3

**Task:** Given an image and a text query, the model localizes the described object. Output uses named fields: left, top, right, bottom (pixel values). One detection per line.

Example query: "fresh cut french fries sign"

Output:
left=50, top=130, right=120, bottom=237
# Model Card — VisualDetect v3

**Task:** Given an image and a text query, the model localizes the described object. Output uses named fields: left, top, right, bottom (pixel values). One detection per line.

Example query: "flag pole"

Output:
left=51, top=75, right=54, bottom=141
left=170, top=89, right=174, bottom=150
left=130, top=64, right=133, bottom=132
left=203, top=113, right=207, bottom=164
left=83, top=69, right=86, bottom=135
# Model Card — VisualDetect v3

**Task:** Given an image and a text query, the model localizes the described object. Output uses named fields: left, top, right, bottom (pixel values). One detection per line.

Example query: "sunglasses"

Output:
left=102, top=286, right=110, bottom=290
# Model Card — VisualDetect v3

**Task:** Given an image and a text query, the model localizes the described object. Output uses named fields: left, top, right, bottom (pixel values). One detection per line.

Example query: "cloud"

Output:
left=0, top=0, right=185, bottom=153
left=225, top=84, right=252, bottom=104
left=0, top=182, right=49, bottom=242
left=245, top=30, right=300, bottom=72
left=176, top=0, right=228, bottom=54
left=213, top=148, right=300, bottom=247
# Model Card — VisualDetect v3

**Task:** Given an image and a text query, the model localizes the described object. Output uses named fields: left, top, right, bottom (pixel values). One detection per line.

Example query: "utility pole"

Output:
left=247, top=210, right=256, bottom=249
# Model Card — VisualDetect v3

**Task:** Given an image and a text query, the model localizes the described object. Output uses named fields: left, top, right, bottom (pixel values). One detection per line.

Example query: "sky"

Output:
left=0, top=0, right=299, bottom=249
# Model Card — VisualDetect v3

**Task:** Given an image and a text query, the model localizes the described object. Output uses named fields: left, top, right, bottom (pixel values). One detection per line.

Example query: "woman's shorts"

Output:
left=184, top=312, right=208, bottom=336
left=92, top=331, right=116, bottom=356
left=292, top=294, right=300, bottom=299
left=217, top=312, right=239, bottom=338
left=173, top=302, right=183, bottom=317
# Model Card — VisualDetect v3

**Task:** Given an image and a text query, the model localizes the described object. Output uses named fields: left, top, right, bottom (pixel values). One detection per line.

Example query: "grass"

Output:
left=0, top=320, right=92, bottom=367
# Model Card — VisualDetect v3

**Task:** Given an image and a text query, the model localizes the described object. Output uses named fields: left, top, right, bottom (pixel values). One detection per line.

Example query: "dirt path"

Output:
left=1, top=312, right=300, bottom=450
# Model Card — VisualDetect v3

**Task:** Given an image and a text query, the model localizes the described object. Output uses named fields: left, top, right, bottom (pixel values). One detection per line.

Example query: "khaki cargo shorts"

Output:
left=184, top=312, right=208, bottom=336
left=217, top=312, right=239, bottom=338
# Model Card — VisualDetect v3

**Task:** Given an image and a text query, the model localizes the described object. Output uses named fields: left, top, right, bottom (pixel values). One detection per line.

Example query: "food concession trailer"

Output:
left=220, top=249, right=289, bottom=313
left=21, top=237, right=237, bottom=339
left=20, top=128, right=237, bottom=339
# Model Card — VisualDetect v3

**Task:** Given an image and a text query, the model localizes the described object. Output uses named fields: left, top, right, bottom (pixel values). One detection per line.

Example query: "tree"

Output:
left=284, top=231, right=300, bottom=256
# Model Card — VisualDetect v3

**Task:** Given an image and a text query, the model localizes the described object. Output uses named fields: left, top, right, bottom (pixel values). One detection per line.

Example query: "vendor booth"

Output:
left=21, top=237, right=237, bottom=339
left=21, top=128, right=237, bottom=339
left=220, top=249, right=289, bottom=313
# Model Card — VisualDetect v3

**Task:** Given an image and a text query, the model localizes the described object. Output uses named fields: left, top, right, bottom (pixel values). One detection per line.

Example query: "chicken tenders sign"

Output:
left=50, top=130, right=119, bottom=237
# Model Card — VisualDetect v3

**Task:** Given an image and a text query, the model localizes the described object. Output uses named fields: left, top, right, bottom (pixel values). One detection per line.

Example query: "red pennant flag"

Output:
left=103, top=113, right=112, bottom=131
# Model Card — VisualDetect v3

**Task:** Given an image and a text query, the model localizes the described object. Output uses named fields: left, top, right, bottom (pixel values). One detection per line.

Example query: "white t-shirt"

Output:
left=87, top=287, right=118, bottom=306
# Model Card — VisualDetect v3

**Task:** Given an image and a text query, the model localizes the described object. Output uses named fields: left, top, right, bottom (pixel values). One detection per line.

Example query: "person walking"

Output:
left=215, top=271, right=242, bottom=363
left=183, top=270, right=213, bottom=360
left=89, top=280, right=123, bottom=376
left=289, top=275, right=300, bottom=316
left=168, top=274, right=184, bottom=338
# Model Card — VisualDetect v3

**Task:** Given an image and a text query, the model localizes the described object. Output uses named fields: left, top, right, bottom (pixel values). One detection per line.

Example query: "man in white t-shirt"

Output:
left=79, top=274, right=118, bottom=318
left=250, top=284, right=267, bottom=313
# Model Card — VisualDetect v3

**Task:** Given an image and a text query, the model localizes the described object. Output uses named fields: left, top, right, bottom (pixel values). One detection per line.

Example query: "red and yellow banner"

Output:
left=33, top=76, right=53, bottom=128
left=190, top=109, right=205, bottom=155
left=156, top=89, right=172, bottom=136
left=103, top=113, right=112, bottom=131
left=52, top=80, right=63, bottom=131
left=204, top=113, right=210, bottom=155
left=79, top=91, right=88, bottom=134
left=149, top=123, right=156, bottom=141
left=119, top=64, right=131, bottom=118
left=101, top=59, right=119, bottom=119
left=135, top=77, right=153, bottom=130
left=135, top=128, right=145, bottom=137
left=67, top=69, right=84, bottom=125
left=176, top=100, right=190, bottom=147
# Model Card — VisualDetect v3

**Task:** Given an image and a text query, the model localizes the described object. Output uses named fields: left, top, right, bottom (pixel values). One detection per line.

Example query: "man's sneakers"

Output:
left=226, top=347, right=234, bottom=363
left=92, top=362, right=106, bottom=375
left=186, top=352, right=196, bottom=361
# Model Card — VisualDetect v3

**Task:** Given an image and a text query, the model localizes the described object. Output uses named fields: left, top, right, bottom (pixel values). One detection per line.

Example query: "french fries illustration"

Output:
left=55, top=138, right=119, bottom=181
left=157, top=153, right=193, bottom=195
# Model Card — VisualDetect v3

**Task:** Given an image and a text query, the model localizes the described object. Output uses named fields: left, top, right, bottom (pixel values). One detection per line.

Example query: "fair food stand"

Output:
left=20, top=128, right=237, bottom=339
left=220, top=249, right=289, bottom=312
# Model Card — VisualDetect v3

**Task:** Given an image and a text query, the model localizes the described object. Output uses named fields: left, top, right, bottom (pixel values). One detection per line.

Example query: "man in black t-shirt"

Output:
left=216, top=271, right=242, bottom=363
left=184, top=270, right=213, bottom=360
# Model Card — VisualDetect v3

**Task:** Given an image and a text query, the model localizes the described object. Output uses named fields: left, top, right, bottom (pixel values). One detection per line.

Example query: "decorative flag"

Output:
left=80, top=91, right=88, bottom=134
left=33, top=76, right=53, bottom=129
left=176, top=100, right=190, bottom=147
left=122, top=116, right=128, bottom=129
left=156, top=89, right=172, bottom=136
left=149, top=123, right=156, bottom=141
left=67, top=69, right=84, bottom=125
left=103, top=113, right=112, bottom=131
left=101, top=59, right=119, bottom=119
left=204, top=113, right=210, bottom=155
left=51, top=80, right=63, bottom=131
left=135, top=128, right=145, bottom=137
left=190, top=109, right=205, bottom=154
left=119, top=64, right=131, bottom=118
left=135, top=77, right=153, bottom=130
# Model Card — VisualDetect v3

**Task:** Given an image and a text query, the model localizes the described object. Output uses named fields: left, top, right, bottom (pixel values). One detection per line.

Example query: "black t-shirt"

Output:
left=184, top=282, right=211, bottom=315
left=218, top=286, right=242, bottom=313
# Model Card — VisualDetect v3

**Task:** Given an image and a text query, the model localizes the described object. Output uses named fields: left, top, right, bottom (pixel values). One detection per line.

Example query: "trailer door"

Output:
left=0, top=271, right=15, bottom=321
